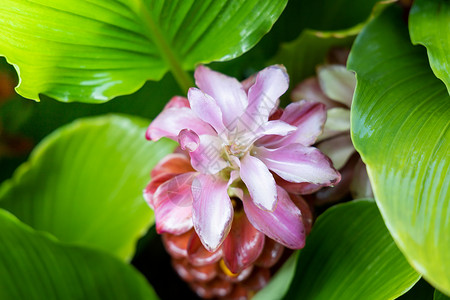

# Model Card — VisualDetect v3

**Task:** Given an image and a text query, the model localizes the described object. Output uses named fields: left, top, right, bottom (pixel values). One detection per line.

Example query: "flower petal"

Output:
left=178, top=129, right=200, bottom=152
left=146, top=107, right=215, bottom=141
left=257, top=100, right=327, bottom=148
left=188, top=88, right=226, bottom=134
left=195, top=65, right=248, bottom=129
left=192, top=174, right=233, bottom=252
left=242, top=65, right=289, bottom=130
left=291, top=77, right=337, bottom=108
left=350, top=159, right=373, bottom=199
left=317, top=133, right=354, bottom=170
left=189, top=134, right=228, bottom=174
left=187, top=233, right=223, bottom=266
left=254, top=144, right=340, bottom=185
left=153, top=173, right=195, bottom=235
left=163, top=95, right=190, bottom=109
left=243, top=186, right=306, bottom=249
left=318, top=107, right=351, bottom=141
left=222, top=212, right=265, bottom=274
left=254, top=237, right=285, bottom=268
left=150, top=153, right=194, bottom=178
left=240, top=153, right=277, bottom=211
left=318, top=65, right=356, bottom=107
left=161, top=231, right=192, bottom=259
left=144, top=172, right=176, bottom=209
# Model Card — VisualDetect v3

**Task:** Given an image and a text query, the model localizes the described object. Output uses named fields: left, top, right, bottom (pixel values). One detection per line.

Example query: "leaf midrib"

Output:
left=135, top=1, right=193, bottom=92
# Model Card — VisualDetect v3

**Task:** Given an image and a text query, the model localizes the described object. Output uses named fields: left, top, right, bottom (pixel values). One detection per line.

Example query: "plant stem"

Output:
left=138, top=2, right=194, bottom=93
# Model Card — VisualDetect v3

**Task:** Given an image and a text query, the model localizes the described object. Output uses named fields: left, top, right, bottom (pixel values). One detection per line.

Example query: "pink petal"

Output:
left=257, top=101, right=326, bottom=148
left=254, top=144, right=341, bottom=185
left=189, top=134, right=228, bottom=174
left=163, top=96, right=190, bottom=110
left=178, top=129, right=200, bottom=152
left=255, top=237, right=285, bottom=268
left=188, top=88, right=226, bottom=134
left=150, top=153, right=194, bottom=178
left=291, top=77, right=337, bottom=108
left=161, top=231, right=192, bottom=259
left=187, top=233, right=223, bottom=266
left=233, top=120, right=295, bottom=149
left=191, top=174, right=233, bottom=252
left=146, top=107, right=215, bottom=141
left=241, top=65, right=289, bottom=130
left=153, top=173, right=195, bottom=235
left=195, top=65, right=248, bottom=129
left=144, top=172, right=176, bottom=209
left=240, top=154, right=277, bottom=211
left=243, top=186, right=306, bottom=249
left=274, top=173, right=325, bottom=195
left=222, top=212, right=265, bottom=274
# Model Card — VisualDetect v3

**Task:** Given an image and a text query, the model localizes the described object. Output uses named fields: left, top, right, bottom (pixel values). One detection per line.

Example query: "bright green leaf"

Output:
left=0, top=209, right=158, bottom=300
left=284, top=200, right=420, bottom=300
left=0, top=0, right=287, bottom=102
left=349, top=6, right=450, bottom=294
left=253, top=251, right=299, bottom=300
left=409, top=0, right=450, bottom=94
left=0, top=114, right=176, bottom=260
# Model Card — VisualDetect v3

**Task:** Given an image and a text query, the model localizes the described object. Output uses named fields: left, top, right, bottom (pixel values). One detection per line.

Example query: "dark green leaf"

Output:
left=284, top=200, right=420, bottom=300
left=349, top=6, right=450, bottom=294
left=0, top=115, right=176, bottom=260
left=0, top=209, right=158, bottom=300
left=435, top=290, right=450, bottom=300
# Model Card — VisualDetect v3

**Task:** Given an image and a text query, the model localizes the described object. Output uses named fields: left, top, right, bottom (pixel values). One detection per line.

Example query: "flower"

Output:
left=146, top=151, right=312, bottom=298
left=292, top=60, right=373, bottom=202
left=146, top=65, right=340, bottom=254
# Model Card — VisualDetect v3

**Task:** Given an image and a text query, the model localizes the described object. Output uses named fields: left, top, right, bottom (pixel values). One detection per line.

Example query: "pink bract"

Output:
left=145, top=65, right=340, bottom=253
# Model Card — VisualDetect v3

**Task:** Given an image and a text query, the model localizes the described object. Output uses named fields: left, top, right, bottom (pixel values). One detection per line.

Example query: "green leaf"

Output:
left=398, top=279, right=434, bottom=300
left=284, top=200, right=420, bottom=300
left=271, top=29, right=354, bottom=93
left=348, top=6, right=450, bottom=294
left=0, top=115, right=176, bottom=260
left=0, top=209, right=158, bottom=300
left=0, top=0, right=287, bottom=102
left=253, top=251, right=299, bottom=300
left=270, top=0, right=393, bottom=97
left=435, top=290, right=450, bottom=300
left=409, top=0, right=450, bottom=94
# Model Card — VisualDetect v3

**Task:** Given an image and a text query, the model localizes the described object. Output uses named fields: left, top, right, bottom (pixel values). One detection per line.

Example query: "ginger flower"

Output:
left=146, top=65, right=340, bottom=253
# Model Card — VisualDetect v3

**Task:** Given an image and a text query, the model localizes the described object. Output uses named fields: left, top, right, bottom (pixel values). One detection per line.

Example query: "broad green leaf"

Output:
left=253, top=251, right=299, bottom=300
left=435, top=290, right=450, bottom=300
left=409, top=0, right=450, bottom=94
left=0, top=115, right=176, bottom=260
left=348, top=6, right=450, bottom=294
left=284, top=200, right=420, bottom=300
left=0, top=0, right=287, bottom=103
left=0, top=209, right=158, bottom=300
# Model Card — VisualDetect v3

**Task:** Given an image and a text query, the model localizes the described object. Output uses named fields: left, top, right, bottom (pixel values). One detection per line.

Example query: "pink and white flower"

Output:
left=145, top=65, right=340, bottom=254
